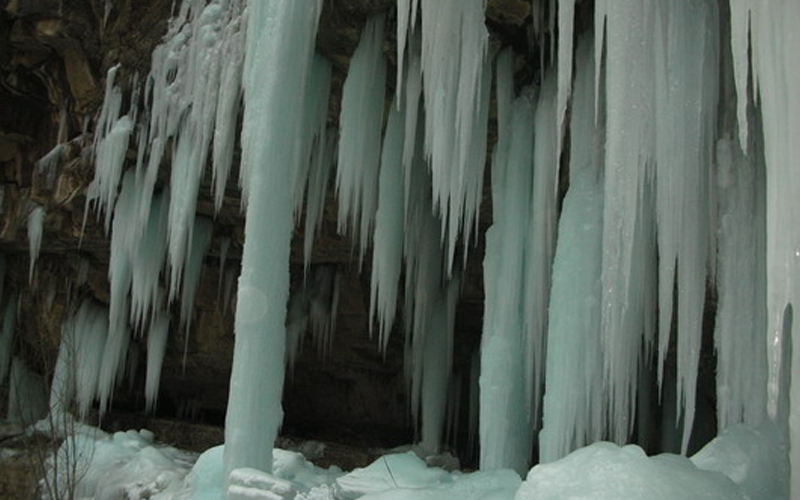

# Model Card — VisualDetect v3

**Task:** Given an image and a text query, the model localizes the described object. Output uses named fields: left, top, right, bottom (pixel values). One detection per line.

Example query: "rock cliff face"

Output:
left=0, top=0, right=537, bottom=456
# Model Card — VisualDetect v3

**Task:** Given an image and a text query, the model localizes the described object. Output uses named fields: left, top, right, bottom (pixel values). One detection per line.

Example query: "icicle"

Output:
left=129, top=191, right=169, bottom=330
left=555, top=0, right=575, bottom=161
left=72, top=300, right=109, bottom=419
left=212, top=2, right=246, bottom=214
left=293, top=54, right=332, bottom=225
left=308, top=265, right=339, bottom=358
left=369, top=94, right=406, bottom=353
left=145, top=310, right=170, bottom=413
left=335, top=14, right=386, bottom=264
left=653, top=0, right=719, bottom=454
left=225, top=0, right=322, bottom=479
left=419, top=276, right=459, bottom=454
left=730, top=3, right=800, bottom=495
left=86, top=64, right=135, bottom=233
left=480, top=92, right=535, bottom=475
left=0, top=298, right=16, bottom=385
left=302, top=132, right=335, bottom=272
left=180, top=216, right=213, bottom=368
left=714, top=136, right=768, bottom=430
left=523, top=70, right=560, bottom=430
left=597, top=0, right=656, bottom=446
left=27, top=205, right=45, bottom=283
left=539, top=35, right=605, bottom=463
left=419, top=0, right=490, bottom=273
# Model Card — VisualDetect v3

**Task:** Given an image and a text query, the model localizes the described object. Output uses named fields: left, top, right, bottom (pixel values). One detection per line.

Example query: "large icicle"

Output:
left=555, top=0, right=575, bottom=160
left=730, top=2, right=800, bottom=496
left=539, top=36, right=605, bottom=463
left=369, top=95, right=406, bottom=353
left=523, top=70, right=559, bottom=430
left=657, top=0, right=718, bottom=454
left=714, top=136, right=768, bottom=430
left=224, top=0, right=322, bottom=480
left=597, top=0, right=656, bottom=445
left=86, top=65, right=136, bottom=232
left=335, top=14, right=386, bottom=263
left=480, top=89, right=535, bottom=475
left=419, top=277, right=459, bottom=454
left=419, top=0, right=489, bottom=273
left=145, top=310, right=170, bottom=412
left=71, top=301, right=109, bottom=419
left=140, top=0, right=245, bottom=297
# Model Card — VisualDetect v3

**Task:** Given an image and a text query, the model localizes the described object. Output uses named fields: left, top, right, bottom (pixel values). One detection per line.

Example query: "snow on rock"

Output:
left=516, top=442, right=746, bottom=500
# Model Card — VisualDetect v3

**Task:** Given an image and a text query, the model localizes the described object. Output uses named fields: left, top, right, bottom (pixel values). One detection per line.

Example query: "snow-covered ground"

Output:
left=8, top=419, right=782, bottom=500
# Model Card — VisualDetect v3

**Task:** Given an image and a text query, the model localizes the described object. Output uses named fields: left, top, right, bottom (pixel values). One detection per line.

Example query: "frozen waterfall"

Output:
left=15, top=0, right=799, bottom=498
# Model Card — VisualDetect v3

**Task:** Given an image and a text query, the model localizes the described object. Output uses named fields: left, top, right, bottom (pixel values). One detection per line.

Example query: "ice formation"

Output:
left=335, top=14, right=386, bottom=264
left=5, top=0, right=800, bottom=497
left=224, top=0, right=323, bottom=480
left=27, top=204, right=45, bottom=282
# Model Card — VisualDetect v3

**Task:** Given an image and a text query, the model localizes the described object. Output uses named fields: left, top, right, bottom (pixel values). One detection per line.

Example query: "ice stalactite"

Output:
left=419, top=0, right=489, bottom=273
left=286, top=265, right=340, bottom=371
left=653, top=0, right=719, bottom=454
left=224, top=0, right=322, bottom=479
left=145, top=310, right=170, bottom=412
left=523, top=71, right=559, bottom=429
left=419, top=277, right=459, bottom=454
left=714, top=136, right=768, bottom=430
left=293, top=55, right=332, bottom=226
left=302, top=132, right=335, bottom=273
left=335, top=14, right=386, bottom=265
left=370, top=96, right=406, bottom=353
left=539, top=36, right=605, bottom=463
left=480, top=87, right=535, bottom=474
left=86, top=64, right=136, bottom=233
left=129, top=191, right=169, bottom=330
left=135, top=0, right=245, bottom=298
left=595, top=0, right=656, bottom=446
left=27, top=204, right=44, bottom=282
left=555, top=0, right=575, bottom=160
left=180, top=217, right=213, bottom=336
left=72, top=301, right=109, bottom=420
left=728, top=2, right=800, bottom=495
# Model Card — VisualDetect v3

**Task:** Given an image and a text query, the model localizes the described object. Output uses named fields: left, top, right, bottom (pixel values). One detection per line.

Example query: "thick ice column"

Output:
left=224, top=0, right=322, bottom=478
left=539, top=36, right=605, bottom=463
left=480, top=93, right=535, bottom=475
left=730, top=2, right=800, bottom=495
left=596, top=0, right=656, bottom=445
left=523, top=70, right=559, bottom=427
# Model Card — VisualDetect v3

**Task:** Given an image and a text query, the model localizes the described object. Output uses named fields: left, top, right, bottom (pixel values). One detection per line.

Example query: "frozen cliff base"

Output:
left=19, top=421, right=784, bottom=500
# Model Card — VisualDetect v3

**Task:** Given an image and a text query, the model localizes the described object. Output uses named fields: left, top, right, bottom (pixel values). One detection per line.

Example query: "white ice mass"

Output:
left=3, top=0, right=799, bottom=499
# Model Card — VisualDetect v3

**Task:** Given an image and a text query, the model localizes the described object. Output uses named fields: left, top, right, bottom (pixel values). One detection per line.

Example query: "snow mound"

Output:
left=516, top=442, right=746, bottom=500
